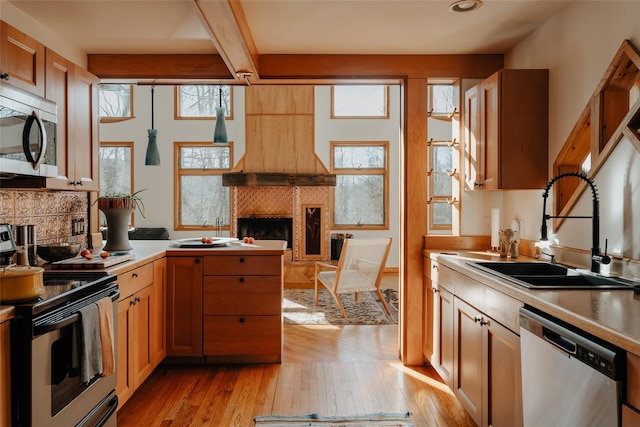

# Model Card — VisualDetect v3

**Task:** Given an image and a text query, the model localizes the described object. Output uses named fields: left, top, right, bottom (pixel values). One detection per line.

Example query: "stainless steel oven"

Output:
left=10, top=273, right=119, bottom=427
left=0, top=80, right=57, bottom=178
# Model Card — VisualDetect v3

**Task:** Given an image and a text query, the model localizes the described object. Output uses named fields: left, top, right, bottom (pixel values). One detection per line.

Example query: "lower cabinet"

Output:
left=116, top=260, right=165, bottom=408
left=166, top=253, right=284, bottom=363
left=426, top=259, right=523, bottom=427
left=453, top=297, right=522, bottom=427
left=623, top=352, right=640, bottom=426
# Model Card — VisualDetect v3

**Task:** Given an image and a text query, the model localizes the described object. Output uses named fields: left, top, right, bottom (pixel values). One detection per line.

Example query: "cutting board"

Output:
left=51, top=253, right=135, bottom=269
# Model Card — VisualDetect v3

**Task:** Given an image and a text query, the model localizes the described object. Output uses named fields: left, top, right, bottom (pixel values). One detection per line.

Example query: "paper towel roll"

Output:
left=491, top=208, right=500, bottom=248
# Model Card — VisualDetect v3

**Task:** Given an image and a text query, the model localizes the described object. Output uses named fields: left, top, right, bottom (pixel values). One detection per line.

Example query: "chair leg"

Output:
left=375, top=289, right=392, bottom=315
left=330, top=292, right=348, bottom=319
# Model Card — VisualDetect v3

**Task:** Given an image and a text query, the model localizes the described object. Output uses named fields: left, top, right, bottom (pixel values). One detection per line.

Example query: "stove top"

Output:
left=12, top=271, right=117, bottom=317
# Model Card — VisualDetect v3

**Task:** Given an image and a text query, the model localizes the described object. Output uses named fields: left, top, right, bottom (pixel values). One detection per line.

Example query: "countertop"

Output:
left=425, top=249, right=640, bottom=355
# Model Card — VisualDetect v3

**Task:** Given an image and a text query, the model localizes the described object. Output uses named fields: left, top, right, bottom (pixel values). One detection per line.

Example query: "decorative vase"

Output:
left=213, top=107, right=228, bottom=143
left=98, top=198, right=135, bottom=252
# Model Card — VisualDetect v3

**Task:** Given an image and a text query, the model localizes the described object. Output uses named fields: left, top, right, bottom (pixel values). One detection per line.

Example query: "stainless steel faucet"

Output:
left=540, top=172, right=611, bottom=273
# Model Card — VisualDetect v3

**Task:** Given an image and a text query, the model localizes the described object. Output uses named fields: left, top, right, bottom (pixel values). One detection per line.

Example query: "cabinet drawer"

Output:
left=203, top=276, right=282, bottom=315
left=118, top=263, right=154, bottom=299
left=203, top=255, right=281, bottom=276
left=203, top=315, right=281, bottom=356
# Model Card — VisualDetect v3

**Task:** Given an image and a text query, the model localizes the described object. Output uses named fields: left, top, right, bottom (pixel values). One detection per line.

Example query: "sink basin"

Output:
left=468, top=261, right=632, bottom=290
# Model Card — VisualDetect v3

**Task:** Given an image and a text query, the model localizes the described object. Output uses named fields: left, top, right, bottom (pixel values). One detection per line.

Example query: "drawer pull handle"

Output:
left=195, top=258, right=201, bottom=264
left=239, top=257, right=245, bottom=263
left=135, top=297, right=141, bottom=303
left=132, top=273, right=138, bottom=278
left=239, top=317, right=245, bottom=323
left=431, top=286, right=438, bottom=293
left=239, top=277, right=245, bottom=283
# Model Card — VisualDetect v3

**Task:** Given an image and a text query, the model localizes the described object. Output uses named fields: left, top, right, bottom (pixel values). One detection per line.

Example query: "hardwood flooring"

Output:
left=117, top=325, right=475, bottom=426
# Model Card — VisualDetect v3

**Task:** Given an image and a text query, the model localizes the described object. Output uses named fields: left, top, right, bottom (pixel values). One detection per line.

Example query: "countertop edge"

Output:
left=427, top=250, right=640, bottom=355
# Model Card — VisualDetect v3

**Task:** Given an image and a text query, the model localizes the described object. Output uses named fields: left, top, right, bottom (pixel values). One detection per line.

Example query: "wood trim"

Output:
left=222, top=172, right=336, bottom=186
left=87, top=54, right=232, bottom=80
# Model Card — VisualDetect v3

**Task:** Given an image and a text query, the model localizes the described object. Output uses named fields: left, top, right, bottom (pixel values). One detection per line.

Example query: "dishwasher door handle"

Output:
left=543, top=327, right=577, bottom=355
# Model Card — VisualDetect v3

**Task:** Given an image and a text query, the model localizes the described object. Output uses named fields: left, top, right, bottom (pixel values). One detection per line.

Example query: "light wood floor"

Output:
left=117, top=324, right=475, bottom=426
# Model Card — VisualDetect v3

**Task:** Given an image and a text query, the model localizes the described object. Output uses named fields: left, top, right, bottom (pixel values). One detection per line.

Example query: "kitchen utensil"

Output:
left=0, top=265, right=44, bottom=302
left=37, top=243, right=81, bottom=262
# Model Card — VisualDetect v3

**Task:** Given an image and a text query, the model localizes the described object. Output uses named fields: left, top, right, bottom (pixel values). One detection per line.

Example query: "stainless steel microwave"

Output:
left=0, top=81, right=57, bottom=178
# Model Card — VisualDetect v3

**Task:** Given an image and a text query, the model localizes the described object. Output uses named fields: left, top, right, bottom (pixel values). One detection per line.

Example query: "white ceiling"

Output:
left=8, top=0, right=573, bottom=56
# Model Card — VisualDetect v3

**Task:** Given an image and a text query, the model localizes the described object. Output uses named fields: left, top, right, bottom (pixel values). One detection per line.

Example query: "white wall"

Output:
left=100, top=85, right=401, bottom=267
left=500, top=1, right=640, bottom=275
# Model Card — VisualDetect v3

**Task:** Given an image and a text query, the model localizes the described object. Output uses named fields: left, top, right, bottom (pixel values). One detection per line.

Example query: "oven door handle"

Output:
left=94, top=395, right=118, bottom=427
left=34, top=290, right=120, bottom=335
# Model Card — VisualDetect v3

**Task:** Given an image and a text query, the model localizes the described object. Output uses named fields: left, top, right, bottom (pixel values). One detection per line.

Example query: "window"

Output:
left=99, top=142, right=134, bottom=225
left=175, top=142, right=232, bottom=230
left=331, top=85, right=389, bottom=118
left=426, top=82, right=461, bottom=234
left=175, top=85, right=232, bottom=119
left=99, top=84, right=133, bottom=121
left=331, top=142, right=388, bottom=229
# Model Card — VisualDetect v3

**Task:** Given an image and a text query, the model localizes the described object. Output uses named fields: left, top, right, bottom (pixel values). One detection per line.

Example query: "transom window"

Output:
left=331, top=85, right=389, bottom=118
left=175, top=85, right=232, bottom=119
left=331, top=142, right=388, bottom=229
left=99, top=142, right=134, bottom=225
left=175, top=142, right=232, bottom=230
left=99, top=84, right=133, bottom=122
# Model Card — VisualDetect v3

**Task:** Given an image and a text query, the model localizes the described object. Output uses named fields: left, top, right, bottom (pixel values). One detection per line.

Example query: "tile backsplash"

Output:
left=0, top=189, right=89, bottom=248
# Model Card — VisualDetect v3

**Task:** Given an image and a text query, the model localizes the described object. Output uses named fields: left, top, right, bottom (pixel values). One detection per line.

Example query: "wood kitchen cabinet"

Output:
left=0, top=21, right=45, bottom=97
left=116, top=261, right=164, bottom=408
left=0, top=319, right=10, bottom=426
left=166, top=256, right=203, bottom=357
left=623, top=352, right=640, bottom=426
left=45, top=48, right=100, bottom=191
left=464, top=69, right=548, bottom=190
left=433, top=260, right=523, bottom=427
left=202, top=254, right=283, bottom=363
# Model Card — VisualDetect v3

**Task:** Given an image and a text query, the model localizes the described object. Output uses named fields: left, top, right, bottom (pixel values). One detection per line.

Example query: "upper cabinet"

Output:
left=1, top=21, right=100, bottom=191
left=464, top=69, right=549, bottom=190
left=0, top=21, right=45, bottom=97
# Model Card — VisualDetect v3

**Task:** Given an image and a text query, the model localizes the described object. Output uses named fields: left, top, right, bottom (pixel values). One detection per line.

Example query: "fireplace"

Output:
left=237, top=217, right=293, bottom=249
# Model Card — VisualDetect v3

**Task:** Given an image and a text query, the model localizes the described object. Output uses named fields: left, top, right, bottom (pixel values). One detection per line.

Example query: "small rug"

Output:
left=283, top=288, right=398, bottom=325
left=254, top=412, right=413, bottom=427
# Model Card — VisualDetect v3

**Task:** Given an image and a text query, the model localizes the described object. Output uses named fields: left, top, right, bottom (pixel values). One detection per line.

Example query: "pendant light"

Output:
left=213, top=85, right=228, bottom=143
left=145, top=85, right=160, bottom=165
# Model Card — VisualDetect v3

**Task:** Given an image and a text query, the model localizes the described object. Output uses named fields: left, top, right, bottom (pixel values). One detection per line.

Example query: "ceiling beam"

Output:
left=87, top=54, right=232, bottom=80
left=193, top=0, right=259, bottom=82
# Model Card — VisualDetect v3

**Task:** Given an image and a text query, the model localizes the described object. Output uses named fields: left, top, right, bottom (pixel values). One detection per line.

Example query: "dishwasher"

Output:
left=519, top=306, right=625, bottom=427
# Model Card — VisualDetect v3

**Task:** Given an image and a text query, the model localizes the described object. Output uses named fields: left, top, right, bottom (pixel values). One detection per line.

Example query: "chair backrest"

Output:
left=334, top=238, right=392, bottom=293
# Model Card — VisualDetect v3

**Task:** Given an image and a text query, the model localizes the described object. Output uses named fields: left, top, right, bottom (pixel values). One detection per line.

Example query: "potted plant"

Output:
left=96, top=190, right=146, bottom=252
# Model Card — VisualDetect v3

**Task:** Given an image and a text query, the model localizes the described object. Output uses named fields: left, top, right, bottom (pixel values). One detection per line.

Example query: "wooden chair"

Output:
left=314, top=238, right=392, bottom=319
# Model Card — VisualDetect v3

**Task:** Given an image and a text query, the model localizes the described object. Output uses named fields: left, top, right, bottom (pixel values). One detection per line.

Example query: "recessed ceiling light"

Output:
left=449, top=0, right=483, bottom=12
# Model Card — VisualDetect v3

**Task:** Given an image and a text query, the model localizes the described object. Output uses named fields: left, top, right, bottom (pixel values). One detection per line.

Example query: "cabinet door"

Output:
left=422, top=276, right=434, bottom=363
left=479, top=73, right=500, bottom=191
left=0, top=21, right=45, bottom=96
left=71, top=67, right=100, bottom=190
left=435, top=287, right=454, bottom=389
left=132, top=286, right=153, bottom=389
left=464, top=85, right=481, bottom=189
left=484, top=318, right=522, bottom=427
left=45, top=49, right=75, bottom=190
left=116, top=298, right=134, bottom=406
left=150, top=258, right=167, bottom=366
left=166, top=257, right=203, bottom=357
left=453, top=297, right=483, bottom=426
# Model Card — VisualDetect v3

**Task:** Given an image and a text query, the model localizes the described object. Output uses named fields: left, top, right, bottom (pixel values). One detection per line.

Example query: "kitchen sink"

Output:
left=468, top=261, right=633, bottom=290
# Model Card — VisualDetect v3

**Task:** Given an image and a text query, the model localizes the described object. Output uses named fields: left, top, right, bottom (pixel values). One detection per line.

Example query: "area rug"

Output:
left=254, top=412, right=413, bottom=427
left=283, top=288, right=398, bottom=325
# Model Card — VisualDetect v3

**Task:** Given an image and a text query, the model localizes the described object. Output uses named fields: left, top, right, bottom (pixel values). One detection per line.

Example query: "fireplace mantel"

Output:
left=222, top=172, right=336, bottom=187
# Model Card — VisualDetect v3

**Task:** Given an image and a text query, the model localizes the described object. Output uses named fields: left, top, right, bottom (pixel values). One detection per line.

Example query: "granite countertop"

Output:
left=425, top=249, right=640, bottom=355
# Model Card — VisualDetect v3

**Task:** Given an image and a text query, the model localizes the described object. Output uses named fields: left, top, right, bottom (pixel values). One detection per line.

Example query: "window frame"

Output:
left=174, top=85, right=234, bottom=120
left=99, top=141, right=135, bottom=225
left=330, top=141, right=389, bottom=230
left=330, top=85, right=390, bottom=119
left=174, top=141, right=234, bottom=231
left=99, top=84, right=134, bottom=123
